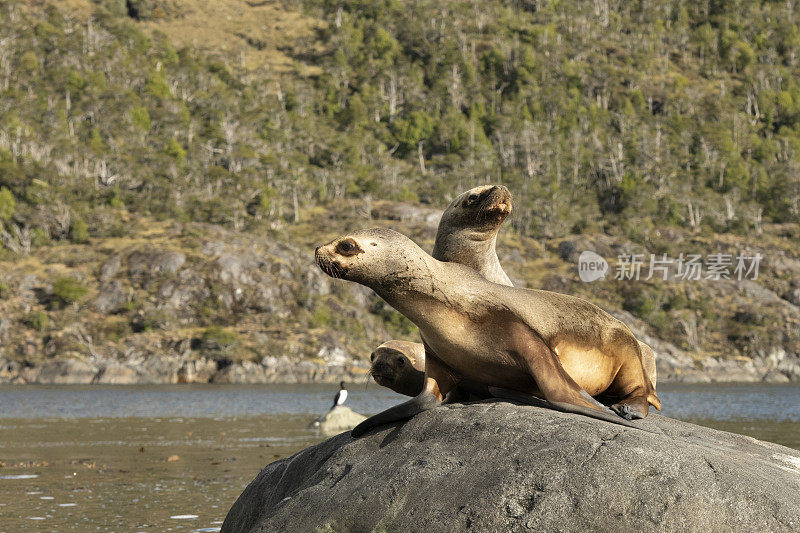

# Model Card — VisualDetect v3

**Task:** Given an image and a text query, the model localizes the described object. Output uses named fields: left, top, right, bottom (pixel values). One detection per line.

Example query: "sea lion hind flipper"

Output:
left=485, top=386, right=551, bottom=408
left=351, top=393, right=440, bottom=438
left=609, top=391, right=653, bottom=420
left=486, top=386, right=658, bottom=433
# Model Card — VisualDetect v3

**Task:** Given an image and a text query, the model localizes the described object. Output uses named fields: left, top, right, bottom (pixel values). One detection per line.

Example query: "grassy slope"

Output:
left=0, top=0, right=798, bottom=379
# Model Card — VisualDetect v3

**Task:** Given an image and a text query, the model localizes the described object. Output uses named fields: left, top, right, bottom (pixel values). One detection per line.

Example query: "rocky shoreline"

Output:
left=1, top=347, right=798, bottom=385
left=0, top=355, right=370, bottom=385
left=1, top=218, right=799, bottom=388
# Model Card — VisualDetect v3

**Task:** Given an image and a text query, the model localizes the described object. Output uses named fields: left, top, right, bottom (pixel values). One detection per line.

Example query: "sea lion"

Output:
left=369, top=185, right=512, bottom=396
left=435, top=184, right=658, bottom=389
left=371, top=184, right=658, bottom=396
left=369, top=340, right=426, bottom=397
left=315, top=228, right=661, bottom=436
left=370, top=340, right=490, bottom=403
left=432, top=184, right=513, bottom=285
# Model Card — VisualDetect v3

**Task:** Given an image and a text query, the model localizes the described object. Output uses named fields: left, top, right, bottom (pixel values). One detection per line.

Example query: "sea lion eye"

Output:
left=336, top=239, right=360, bottom=255
left=370, top=352, right=376, bottom=362
left=396, top=357, right=404, bottom=366
left=465, top=193, right=479, bottom=206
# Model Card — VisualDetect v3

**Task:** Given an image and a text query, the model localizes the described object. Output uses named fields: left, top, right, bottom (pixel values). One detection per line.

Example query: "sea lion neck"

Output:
left=369, top=255, right=461, bottom=328
left=433, top=228, right=511, bottom=286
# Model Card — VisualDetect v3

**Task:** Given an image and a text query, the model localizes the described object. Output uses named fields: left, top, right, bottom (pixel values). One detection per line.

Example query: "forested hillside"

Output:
left=0, top=0, right=798, bottom=384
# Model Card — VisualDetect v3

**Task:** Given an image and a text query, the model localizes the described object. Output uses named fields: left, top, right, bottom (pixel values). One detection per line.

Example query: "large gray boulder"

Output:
left=222, top=401, right=800, bottom=533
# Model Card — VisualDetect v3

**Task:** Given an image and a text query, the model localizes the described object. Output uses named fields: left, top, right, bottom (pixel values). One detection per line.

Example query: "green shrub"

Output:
left=69, top=218, right=90, bottom=243
left=19, top=51, right=38, bottom=72
left=0, top=187, right=15, bottom=221
left=109, top=187, right=125, bottom=209
left=24, top=310, right=49, bottom=332
left=52, top=276, right=89, bottom=306
left=89, top=127, right=105, bottom=154
left=164, top=138, right=186, bottom=161
left=31, top=227, right=50, bottom=247
left=311, top=305, right=331, bottom=328
left=0, top=281, right=9, bottom=299
left=202, top=326, right=238, bottom=346
left=145, top=69, right=170, bottom=98
left=131, top=106, right=151, bottom=132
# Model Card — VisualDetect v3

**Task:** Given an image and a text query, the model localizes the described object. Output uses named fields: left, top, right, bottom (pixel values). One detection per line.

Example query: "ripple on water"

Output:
left=0, top=474, right=38, bottom=479
left=171, top=514, right=199, bottom=519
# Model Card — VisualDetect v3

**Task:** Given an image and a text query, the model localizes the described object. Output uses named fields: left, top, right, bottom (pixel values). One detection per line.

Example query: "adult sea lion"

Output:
left=315, top=228, right=661, bottom=436
left=432, top=184, right=513, bottom=285
left=370, top=185, right=511, bottom=395
left=434, top=184, right=658, bottom=389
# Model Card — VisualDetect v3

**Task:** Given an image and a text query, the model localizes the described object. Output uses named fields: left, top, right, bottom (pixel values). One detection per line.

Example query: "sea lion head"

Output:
left=439, top=184, right=512, bottom=238
left=369, top=340, right=425, bottom=397
left=433, top=185, right=513, bottom=278
left=315, top=228, right=421, bottom=286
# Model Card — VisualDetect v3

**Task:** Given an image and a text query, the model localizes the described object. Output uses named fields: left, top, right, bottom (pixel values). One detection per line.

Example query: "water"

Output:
left=0, top=383, right=797, bottom=531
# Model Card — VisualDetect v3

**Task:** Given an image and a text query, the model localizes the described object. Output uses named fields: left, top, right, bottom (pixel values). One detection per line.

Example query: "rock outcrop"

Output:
left=307, top=405, right=367, bottom=435
left=223, top=401, right=800, bottom=533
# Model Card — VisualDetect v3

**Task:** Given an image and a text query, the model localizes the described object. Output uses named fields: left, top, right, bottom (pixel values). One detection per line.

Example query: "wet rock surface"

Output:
left=222, top=401, right=800, bottom=533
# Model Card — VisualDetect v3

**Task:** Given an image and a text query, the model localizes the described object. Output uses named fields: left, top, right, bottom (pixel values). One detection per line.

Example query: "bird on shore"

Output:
left=332, top=381, right=348, bottom=408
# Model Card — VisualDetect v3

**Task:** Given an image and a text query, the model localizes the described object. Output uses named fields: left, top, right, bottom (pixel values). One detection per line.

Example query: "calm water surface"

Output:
left=0, top=382, right=797, bottom=531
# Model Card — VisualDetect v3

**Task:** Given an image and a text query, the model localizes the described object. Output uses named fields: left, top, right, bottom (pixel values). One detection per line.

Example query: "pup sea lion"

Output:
left=316, top=228, right=660, bottom=436
left=369, top=340, right=425, bottom=397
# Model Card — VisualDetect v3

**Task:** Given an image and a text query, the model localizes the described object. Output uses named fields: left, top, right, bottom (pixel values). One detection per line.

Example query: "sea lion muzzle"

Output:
left=315, top=247, right=347, bottom=279
left=480, top=186, right=512, bottom=222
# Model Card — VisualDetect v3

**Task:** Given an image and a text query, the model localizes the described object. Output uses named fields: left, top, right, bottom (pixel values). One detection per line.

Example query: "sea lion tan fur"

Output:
left=316, top=228, right=660, bottom=435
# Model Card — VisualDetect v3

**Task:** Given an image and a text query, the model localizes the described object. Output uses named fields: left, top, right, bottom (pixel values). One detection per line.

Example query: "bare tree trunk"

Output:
left=292, top=186, right=300, bottom=223
left=388, top=75, right=397, bottom=123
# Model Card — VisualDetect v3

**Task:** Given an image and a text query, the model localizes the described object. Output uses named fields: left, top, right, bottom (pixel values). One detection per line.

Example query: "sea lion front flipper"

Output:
left=507, top=321, right=608, bottom=412
left=351, top=354, right=458, bottom=438
left=350, top=392, right=441, bottom=437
